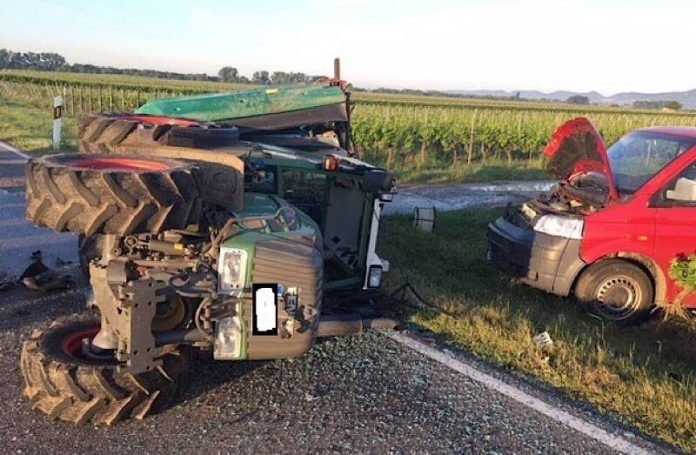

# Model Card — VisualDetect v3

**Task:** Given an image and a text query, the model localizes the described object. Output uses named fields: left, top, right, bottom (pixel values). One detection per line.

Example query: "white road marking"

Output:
left=386, top=331, right=650, bottom=455
left=0, top=141, right=31, bottom=160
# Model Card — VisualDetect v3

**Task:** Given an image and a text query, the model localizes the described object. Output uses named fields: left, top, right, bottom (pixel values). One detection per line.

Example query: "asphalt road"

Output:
left=0, top=143, right=79, bottom=280
left=0, top=143, right=672, bottom=454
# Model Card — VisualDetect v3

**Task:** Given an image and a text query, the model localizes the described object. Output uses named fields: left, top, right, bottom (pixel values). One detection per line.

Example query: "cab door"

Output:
left=651, top=161, right=696, bottom=306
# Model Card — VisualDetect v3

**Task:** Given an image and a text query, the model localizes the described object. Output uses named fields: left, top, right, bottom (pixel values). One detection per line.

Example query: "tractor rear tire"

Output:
left=78, top=113, right=239, bottom=154
left=26, top=154, right=203, bottom=236
left=20, top=313, right=189, bottom=425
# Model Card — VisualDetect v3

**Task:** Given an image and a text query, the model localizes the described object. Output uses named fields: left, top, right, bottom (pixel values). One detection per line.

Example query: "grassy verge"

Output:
left=0, top=95, right=77, bottom=153
left=379, top=209, right=696, bottom=452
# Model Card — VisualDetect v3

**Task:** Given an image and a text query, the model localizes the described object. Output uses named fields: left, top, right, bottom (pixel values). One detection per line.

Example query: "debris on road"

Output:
left=0, top=271, right=12, bottom=291
left=412, top=206, right=437, bottom=232
left=18, top=250, right=72, bottom=292
left=534, top=331, right=554, bottom=351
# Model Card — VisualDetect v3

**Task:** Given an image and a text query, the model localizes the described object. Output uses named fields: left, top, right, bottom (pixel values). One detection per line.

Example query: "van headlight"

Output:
left=533, top=215, right=584, bottom=239
left=217, top=247, right=248, bottom=294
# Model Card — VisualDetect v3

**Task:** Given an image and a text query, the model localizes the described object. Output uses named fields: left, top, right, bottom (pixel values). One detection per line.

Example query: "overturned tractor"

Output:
left=20, top=75, right=398, bottom=425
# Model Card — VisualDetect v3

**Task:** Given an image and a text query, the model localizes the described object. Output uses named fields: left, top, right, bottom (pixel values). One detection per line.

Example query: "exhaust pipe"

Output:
left=155, top=328, right=209, bottom=345
left=317, top=314, right=401, bottom=338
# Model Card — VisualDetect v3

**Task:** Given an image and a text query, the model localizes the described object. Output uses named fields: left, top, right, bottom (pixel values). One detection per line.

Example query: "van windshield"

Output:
left=608, top=131, right=696, bottom=193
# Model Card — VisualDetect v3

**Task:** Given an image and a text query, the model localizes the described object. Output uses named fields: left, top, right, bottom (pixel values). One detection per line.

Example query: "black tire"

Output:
left=26, top=154, right=204, bottom=236
left=575, top=259, right=654, bottom=324
left=78, top=113, right=239, bottom=154
left=20, top=313, right=189, bottom=425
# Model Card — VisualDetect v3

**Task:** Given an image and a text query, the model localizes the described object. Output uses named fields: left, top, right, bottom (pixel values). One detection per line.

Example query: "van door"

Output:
left=652, top=162, right=696, bottom=306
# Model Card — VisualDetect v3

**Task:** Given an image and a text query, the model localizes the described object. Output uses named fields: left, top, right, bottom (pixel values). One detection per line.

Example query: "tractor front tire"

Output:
left=20, top=314, right=189, bottom=425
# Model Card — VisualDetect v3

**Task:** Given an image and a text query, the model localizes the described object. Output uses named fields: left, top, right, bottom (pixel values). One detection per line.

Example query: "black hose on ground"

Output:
left=388, top=267, right=458, bottom=318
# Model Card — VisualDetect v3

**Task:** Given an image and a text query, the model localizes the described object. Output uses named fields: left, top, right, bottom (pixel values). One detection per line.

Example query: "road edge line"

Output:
left=0, top=141, right=31, bottom=160
left=385, top=331, right=650, bottom=455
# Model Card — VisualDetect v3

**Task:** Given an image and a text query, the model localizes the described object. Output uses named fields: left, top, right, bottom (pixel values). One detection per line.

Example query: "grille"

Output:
left=252, top=238, right=324, bottom=315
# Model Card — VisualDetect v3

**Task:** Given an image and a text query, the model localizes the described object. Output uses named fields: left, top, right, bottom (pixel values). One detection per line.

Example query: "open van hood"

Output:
left=543, top=117, right=619, bottom=203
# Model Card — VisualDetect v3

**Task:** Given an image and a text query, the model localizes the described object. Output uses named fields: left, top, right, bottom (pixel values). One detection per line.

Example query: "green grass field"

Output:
left=4, top=69, right=696, bottom=184
left=0, top=96, right=77, bottom=152
left=379, top=209, right=696, bottom=452
left=0, top=91, right=552, bottom=183
left=0, top=69, right=253, bottom=92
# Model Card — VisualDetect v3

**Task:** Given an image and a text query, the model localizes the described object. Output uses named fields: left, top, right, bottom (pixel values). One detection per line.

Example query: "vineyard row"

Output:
left=3, top=78, right=696, bottom=170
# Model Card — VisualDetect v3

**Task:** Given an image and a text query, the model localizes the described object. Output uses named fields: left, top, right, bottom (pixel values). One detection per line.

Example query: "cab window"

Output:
left=245, top=163, right=277, bottom=194
left=609, top=132, right=695, bottom=193
left=281, top=169, right=326, bottom=223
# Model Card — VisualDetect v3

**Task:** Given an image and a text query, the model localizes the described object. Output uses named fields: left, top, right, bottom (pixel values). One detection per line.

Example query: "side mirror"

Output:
left=362, top=170, right=393, bottom=194
left=665, top=178, right=696, bottom=202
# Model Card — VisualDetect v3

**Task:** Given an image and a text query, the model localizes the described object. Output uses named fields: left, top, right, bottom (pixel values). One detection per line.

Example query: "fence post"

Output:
left=467, top=109, right=477, bottom=165
left=53, top=96, right=63, bottom=151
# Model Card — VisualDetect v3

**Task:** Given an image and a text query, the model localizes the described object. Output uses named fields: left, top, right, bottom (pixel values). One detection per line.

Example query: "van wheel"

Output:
left=575, top=259, right=654, bottom=324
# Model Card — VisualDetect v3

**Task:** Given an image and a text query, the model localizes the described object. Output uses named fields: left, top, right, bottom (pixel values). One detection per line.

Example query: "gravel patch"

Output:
left=384, top=180, right=554, bottom=215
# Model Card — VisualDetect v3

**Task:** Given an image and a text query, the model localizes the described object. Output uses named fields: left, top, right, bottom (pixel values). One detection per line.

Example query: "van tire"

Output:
left=575, top=259, right=654, bottom=324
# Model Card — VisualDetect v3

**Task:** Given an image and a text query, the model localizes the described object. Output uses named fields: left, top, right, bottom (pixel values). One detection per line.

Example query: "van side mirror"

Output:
left=665, top=177, right=696, bottom=202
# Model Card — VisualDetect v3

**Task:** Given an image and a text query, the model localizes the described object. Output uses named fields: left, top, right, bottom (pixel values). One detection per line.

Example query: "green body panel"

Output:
left=220, top=193, right=322, bottom=288
left=236, top=300, right=249, bottom=360
left=135, top=85, right=346, bottom=122
left=217, top=193, right=322, bottom=361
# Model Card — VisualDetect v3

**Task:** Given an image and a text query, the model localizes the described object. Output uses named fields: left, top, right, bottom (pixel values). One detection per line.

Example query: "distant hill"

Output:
left=449, top=88, right=696, bottom=109
left=603, top=89, right=696, bottom=109
left=450, top=89, right=605, bottom=104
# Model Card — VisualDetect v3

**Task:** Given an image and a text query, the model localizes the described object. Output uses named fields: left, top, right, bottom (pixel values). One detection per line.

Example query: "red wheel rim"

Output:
left=61, top=328, right=100, bottom=359
left=71, top=158, right=172, bottom=172
left=114, top=114, right=200, bottom=128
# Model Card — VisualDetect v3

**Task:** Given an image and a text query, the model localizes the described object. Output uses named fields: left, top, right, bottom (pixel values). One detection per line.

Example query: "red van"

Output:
left=488, top=118, right=696, bottom=323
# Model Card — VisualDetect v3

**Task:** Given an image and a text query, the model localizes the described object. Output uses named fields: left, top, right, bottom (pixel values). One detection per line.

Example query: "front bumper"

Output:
left=487, top=216, right=585, bottom=296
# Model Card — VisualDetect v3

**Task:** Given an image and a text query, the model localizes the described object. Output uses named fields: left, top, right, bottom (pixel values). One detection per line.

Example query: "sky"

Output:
left=1, top=0, right=694, bottom=95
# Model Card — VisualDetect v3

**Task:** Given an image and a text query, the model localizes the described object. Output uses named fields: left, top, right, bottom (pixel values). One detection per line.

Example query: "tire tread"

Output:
left=20, top=314, right=189, bottom=425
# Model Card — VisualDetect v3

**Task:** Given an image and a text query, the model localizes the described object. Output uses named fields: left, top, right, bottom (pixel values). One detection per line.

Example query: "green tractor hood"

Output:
left=135, top=85, right=348, bottom=130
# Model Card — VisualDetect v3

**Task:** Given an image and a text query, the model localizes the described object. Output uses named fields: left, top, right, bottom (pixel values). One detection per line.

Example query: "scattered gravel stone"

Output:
left=0, top=284, right=672, bottom=454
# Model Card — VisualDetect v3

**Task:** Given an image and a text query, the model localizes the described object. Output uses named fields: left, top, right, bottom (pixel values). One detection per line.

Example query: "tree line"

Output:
left=216, top=66, right=326, bottom=85
left=0, top=49, right=326, bottom=85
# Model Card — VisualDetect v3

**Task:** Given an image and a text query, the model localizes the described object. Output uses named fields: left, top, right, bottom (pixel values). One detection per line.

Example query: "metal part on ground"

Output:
left=317, top=314, right=401, bottom=337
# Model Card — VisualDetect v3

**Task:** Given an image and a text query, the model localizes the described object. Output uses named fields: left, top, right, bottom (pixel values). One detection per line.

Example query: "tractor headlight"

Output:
left=217, top=247, right=248, bottom=294
left=367, top=265, right=383, bottom=288
left=533, top=215, right=584, bottom=240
